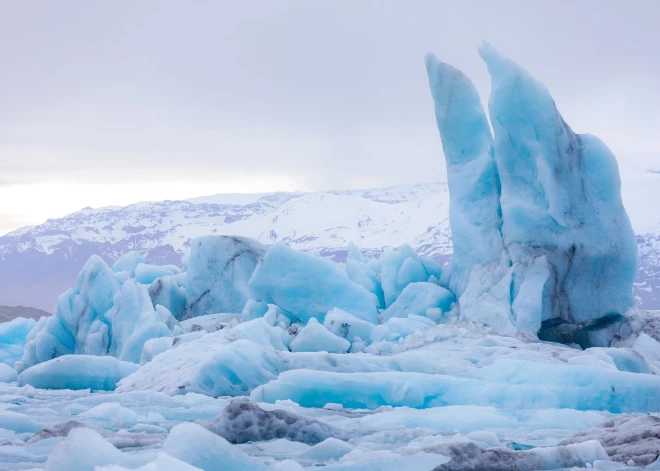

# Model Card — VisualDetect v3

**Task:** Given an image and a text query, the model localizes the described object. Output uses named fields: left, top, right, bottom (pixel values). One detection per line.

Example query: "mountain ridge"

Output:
left=0, top=179, right=657, bottom=312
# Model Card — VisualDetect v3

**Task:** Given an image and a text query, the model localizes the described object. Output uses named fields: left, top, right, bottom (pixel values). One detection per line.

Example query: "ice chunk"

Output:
left=0, top=410, right=43, bottom=433
left=425, top=44, right=637, bottom=335
left=148, top=276, right=187, bottom=320
left=346, top=244, right=385, bottom=309
left=19, top=255, right=121, bottom=371
left=323, top=308, right=375, bottom=342
left=0, top=317, right=37, bottom=366
left=140, top=337, right=173, bottom=365
left=112, top=251, right=147, bottom=275
left=380, top=282, right=454, bottom=321
left=480, top=42, right=637, bottom=327
left=379, top=245, right=435, bottom=308
left=297, top=437, right=354, bottom=462
left=370, top=314, right=436, bottom=343
left=185, top=235, right=267, bottom=318
left=359, top=405, right=608, bottom=435
left=249, top=243, right=378, bottom=324
left=163, top=422, right=270, bottom=471
left=19, top=354, right=139, bottom=391
left=203, top=398, right=344, bottom=445
left=0, top=362, right=18, bottom=382
left=118, top=325, right=455, bottom=397
left=98, top=453, right=204, bottom=471
left=632, top=332, right=660, bottom=368
left=251, top=359, right=660, bottom=412
left=134, top=263, right=175, bottom=285
left=106, top=280, right=173, bottom=364
left=180, top=313, right=240, bottom=333
left=531, top=440, right=608, bottom=470
left=319, top=451, right=448, bottom=471
left=289, top=319, right=350, bottom=354
left=80, top=402, right=141, bottom=425
left=425, top=54, right=503, bottom=299
left=560, top=415, right=660, bottom=467
left=43, top=428, right=146, bottom=471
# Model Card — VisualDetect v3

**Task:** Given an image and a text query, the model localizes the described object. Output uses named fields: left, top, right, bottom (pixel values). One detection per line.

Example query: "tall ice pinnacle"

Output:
left=426, top=43, right=638, bottom=336
left=424, top=54, right=504, bottom=297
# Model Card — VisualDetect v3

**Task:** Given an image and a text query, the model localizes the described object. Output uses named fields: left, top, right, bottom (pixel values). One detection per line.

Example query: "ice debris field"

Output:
left=0, top=43, right=659, bottom=471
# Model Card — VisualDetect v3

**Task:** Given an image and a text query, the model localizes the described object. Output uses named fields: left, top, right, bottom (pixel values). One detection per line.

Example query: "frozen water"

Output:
left=426, top=43, right=637, bottom=335
left=163, top=422, right=270, bottom=471
left=18, top=355, right=139, bottom=391
left=106, top=280, right=174, bottom=364
left=203, top=398, right=345, bottom=445
left=134, top=264, right=176, bottom=285
left=249, top=242, right=378, bottom=324
left=289, top=318, right=350, bottom=353
left=185, top=235, right=267, bottom=318
left=251, top=359, right=660, bottom=412
left=0, top=362, right=18, bottom=382
left=148, top=276, right=187, bottom=320
left=380, top=282, right=455, bottom=321
left=378, top=244, right=437, bottom=308
left=112, top=251, right=147, bottom=276
left=19, top=256, right=122, bottom=371
left=323, top=308, right=375, bottom=343
left=0, top=317, right=37, bottom=367
left=559, top=415, right=660, bottom=467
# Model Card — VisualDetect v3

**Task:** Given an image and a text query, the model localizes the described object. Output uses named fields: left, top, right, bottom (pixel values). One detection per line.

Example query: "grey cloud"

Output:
left=0, top=0, right=658, bottom=190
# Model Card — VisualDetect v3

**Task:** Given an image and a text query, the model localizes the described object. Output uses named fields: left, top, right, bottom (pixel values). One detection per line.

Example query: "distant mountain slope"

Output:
left=0, top=305, right=50, bottom=323
left=0, top=176, right=658, bottom=312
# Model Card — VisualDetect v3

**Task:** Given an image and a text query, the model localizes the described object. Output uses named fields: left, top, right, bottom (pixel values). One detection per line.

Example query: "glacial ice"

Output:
left=18, top=355, right=139, bottom=390
left=289, top=318, right=350, bottom=353
left=323, top=308, right=375, bottom=343
left=378, top=244, right=437, bottom=307
left=185, top=235, right=267, bottom=318
left=380, top=282, right=455, bottom=321
left=425, top=42, right=637, bottom=335
left=163, top=422, right=270, bottom=471
left=0, top=317, right=36, bottom=366
left=203, top=398, right=344, bottom=445
left=249, top=242, right=378, bottom=323
left=251, top=359, right=660, bottom=412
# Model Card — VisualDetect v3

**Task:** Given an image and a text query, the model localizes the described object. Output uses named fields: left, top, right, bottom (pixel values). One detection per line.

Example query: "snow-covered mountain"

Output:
left=0, top=177, right=658, bottom=312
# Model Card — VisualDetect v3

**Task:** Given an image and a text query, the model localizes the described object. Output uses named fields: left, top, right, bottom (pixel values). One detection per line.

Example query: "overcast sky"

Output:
left=1, top=0, right=659, bottom=234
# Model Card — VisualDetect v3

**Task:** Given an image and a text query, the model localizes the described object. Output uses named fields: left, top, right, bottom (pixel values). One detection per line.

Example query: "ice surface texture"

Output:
left=185, top=235, right=267, bottom=318
left=203, top=398, right=345, bottom=445
left=18, top=355, right=138, bottom=390
left=426, top=42, right=637, bottom=334
left=249, top=242, right=378, bottom=323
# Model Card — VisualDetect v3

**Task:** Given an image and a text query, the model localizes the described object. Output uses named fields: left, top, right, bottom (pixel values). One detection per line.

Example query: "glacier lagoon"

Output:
left=0, top=44, right=658, bottom=471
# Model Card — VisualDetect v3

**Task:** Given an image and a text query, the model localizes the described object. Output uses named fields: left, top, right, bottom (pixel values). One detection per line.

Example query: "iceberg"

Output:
left=19, top=355, right=138, bottom=391
left=426, top=43, right=638, bottom=336
left=0, top=316, right=36, bottom=367
left=380, top=282, right=455, bottom=321
left=185, top=235, right=267, bottom=318
left=251, top=359, right=660, bottom=413
left=249, top=242, right=378, bottom=324
left=18, top=256, right=122, bottom=371
left=378, top=244, right=437, bottom=308
left=288, top=318, right=351, bottom=354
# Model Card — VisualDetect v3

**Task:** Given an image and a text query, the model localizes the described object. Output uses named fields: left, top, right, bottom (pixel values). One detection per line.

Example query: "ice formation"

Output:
left=426, top=42, right=637, bottom=336
left=0, top=43, right=655, bottom=471
left=249, top=242, right=379, bottom=324
left=185, top=235, right=267, bottom=318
